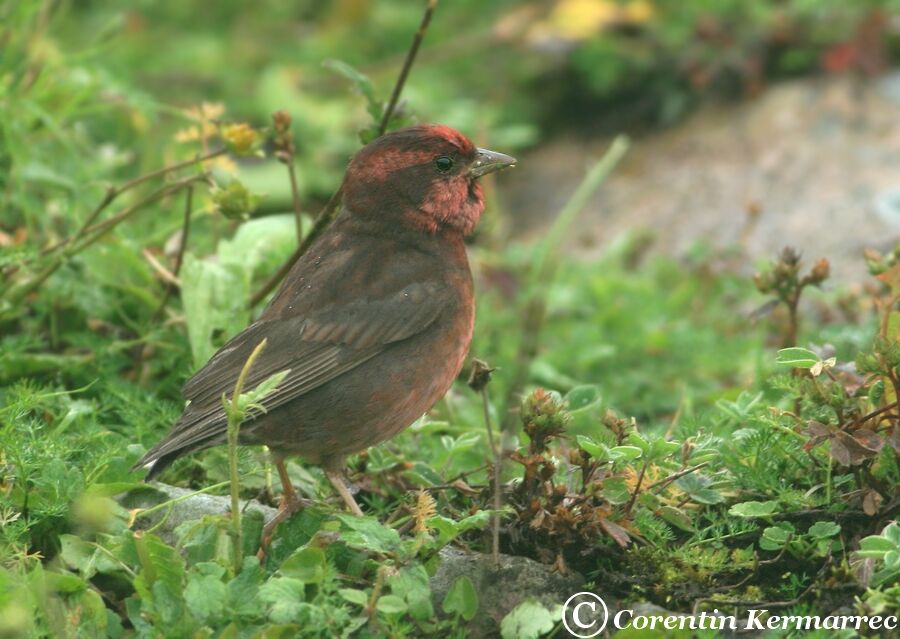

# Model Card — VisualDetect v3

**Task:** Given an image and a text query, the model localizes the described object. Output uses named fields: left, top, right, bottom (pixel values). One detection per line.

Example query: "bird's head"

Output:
left=343, top=124, right=516, bottom=235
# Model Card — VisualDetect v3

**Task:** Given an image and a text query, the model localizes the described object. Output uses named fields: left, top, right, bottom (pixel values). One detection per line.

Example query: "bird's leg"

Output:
left=325, top=469, right=364, bottom=516
left=257, top=458, right=309, bottom=560
left=273, top=458, right=299, bottom=508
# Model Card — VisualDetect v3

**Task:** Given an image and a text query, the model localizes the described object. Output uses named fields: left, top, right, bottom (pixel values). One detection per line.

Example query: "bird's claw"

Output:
left=256, top=494, right=311, bottom=562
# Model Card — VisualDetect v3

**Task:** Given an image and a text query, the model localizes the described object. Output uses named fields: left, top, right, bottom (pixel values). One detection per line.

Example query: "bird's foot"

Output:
left=256, top=492, right=311, bottom=562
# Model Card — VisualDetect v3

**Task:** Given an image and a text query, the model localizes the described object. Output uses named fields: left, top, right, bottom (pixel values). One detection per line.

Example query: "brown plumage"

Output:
left=135, top=125, right=515, bottom=538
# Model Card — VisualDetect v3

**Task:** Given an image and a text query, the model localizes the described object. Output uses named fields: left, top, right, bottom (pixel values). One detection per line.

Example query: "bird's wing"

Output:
left=137, top=280, right=449, bottom=467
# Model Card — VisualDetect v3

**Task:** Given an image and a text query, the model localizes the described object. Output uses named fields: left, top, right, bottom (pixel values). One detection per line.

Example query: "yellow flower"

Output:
left=221, top=123, right=263, bottom=157
left=174, top=102, right=225, bottom=145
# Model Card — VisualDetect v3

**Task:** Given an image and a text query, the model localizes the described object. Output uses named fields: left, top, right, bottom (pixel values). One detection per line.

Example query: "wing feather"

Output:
left=136, top=281, right=448, bottom=471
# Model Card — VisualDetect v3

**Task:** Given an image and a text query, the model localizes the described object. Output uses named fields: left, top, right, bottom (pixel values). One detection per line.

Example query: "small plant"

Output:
left=754, top=246, right=830, bottom=348
left=853, top=511, right=900, bottom=589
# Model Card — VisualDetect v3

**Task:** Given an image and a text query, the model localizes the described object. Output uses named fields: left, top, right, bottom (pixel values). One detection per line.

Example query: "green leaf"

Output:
left=602, top=476, right=631, bottom=505
left=858, top=536, right=897, bottom=555
left=729, top=500, right=778, bottom=518
left=279, top=547, right=326, bottom=583
left=500, top=600, right=556, bottom=639
left=375, top=594, right=407, bottom=615
left=442, top=575, right=478, bottom=621
left=576, top=435, right=609, bottom=461
left=427, top=511, right=489, bottom=547
left=389, top=565, right=433, bottom=621
left=609, top=445, right=643, bottom=461
left=322, top=59, right=381, bottom=122
left=675, top=474, right=724, bottom=505
left=337, top=515, right=401, bottom=553
left=760, top=523, right=795, bottom=551
left=227, top=556, right=263, bottom=617
left=885, top=523, right=900, bottom=546
left=181, top=253, right=249, bottom=367
left=566, top=385, right=605, bottom=434
left=627, top=431, right=650, bottom=454
left=219, top=214, right=299, bottom=277
left=133, top=532, right=185, bottom=594
left=657, top=506, right=694, bottom=532
left=182, top=214, right=299, bottom=367
left=564, top=385, right=601, bottom=410
left=239, top=369, right=291, bottom=412
left=184, top=570, right=226, bottom=623
left=807, top=521, right=841, bottom=539
left=339, top=589, right=369, bottom=606
left=45, top=571, right=87, bottom=594
left=59, top=534, right=97, bottom=577
left=775, top=347, right=820, bottom=368
left=648, top=438, right=681, bottom=460
left=259, top=577, right=306, bottom=623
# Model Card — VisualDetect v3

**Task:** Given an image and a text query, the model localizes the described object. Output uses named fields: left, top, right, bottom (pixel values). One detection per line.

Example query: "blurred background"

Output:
left=6, top=0, right=900, bottom=282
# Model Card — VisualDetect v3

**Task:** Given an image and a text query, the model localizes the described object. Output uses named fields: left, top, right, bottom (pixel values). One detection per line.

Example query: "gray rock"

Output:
left=503, top=75, right=900, bottom=286
left=430, top=547, right=585, bottom=637
left=120, top=482, right=276, bottom=545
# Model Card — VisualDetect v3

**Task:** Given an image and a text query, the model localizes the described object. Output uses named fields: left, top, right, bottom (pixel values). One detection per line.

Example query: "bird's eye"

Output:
left=434, top=156, right=454, bottom=173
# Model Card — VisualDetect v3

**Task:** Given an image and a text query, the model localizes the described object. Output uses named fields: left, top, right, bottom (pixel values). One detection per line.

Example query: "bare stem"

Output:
left=7, top=176, right=205, bottom=305
left=286, top=161, right=304, bottom=243
left=481, top=387, right=501, bottom=567
left=378, top=0, right=438, bottom=135
left=42, top=149, right=225, bottom=256
left=647, top=462, right=710, bottom=493
left=225, top=338, right=269, bottom=574
left=152, top=186, right=194, bottom=322
left=784, top=289, right=800, bottom=348
left=623, top=460, right=649, bottom=514
left=69, top=175, right=207, bottom=255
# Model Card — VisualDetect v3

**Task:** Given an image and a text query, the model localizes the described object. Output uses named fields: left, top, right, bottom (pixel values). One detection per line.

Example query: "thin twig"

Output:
left=692, top=556, right=832, bottom=616
left=467, top=359, right=501, bottom=567
left=273, top=111, right=305, bottom=243
left=287, top=163, right=304, bottom=243
left=481, top=387, right=501, bottom=566
left=857, top=399, right=900, bottom=427
left=623, top=459, right=648, bottom=514
left=247, top=0, right=439, bottom=309
left=647, top=462, right=710, bottom=493
left=69, top=175, right=207, bottom=255
left=152, top=186, right=194, bottom=322
left=378, top=0, right=438, bottom=136
left=142, top=249, right=179, bottom=286
left=704, top=544, right=791, bottom=598
left=41, top=149, right=224, bottom=256
left=7, top=176, right=205, bottom=305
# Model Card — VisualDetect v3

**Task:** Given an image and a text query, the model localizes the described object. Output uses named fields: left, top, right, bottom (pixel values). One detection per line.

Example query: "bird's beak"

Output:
left=469, top=147, right=517, bottom=178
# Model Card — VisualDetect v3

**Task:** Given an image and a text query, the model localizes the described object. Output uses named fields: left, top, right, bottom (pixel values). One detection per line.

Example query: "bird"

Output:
left=134, top=124, right=516, bottom=547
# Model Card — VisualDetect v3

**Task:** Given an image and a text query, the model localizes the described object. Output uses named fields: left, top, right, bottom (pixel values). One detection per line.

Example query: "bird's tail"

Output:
left=132, top=405, right=228, bottom=480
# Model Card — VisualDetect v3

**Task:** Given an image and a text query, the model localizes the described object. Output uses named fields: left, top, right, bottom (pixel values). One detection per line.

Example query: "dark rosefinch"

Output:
left=135, top=125, right=515, bottom=544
